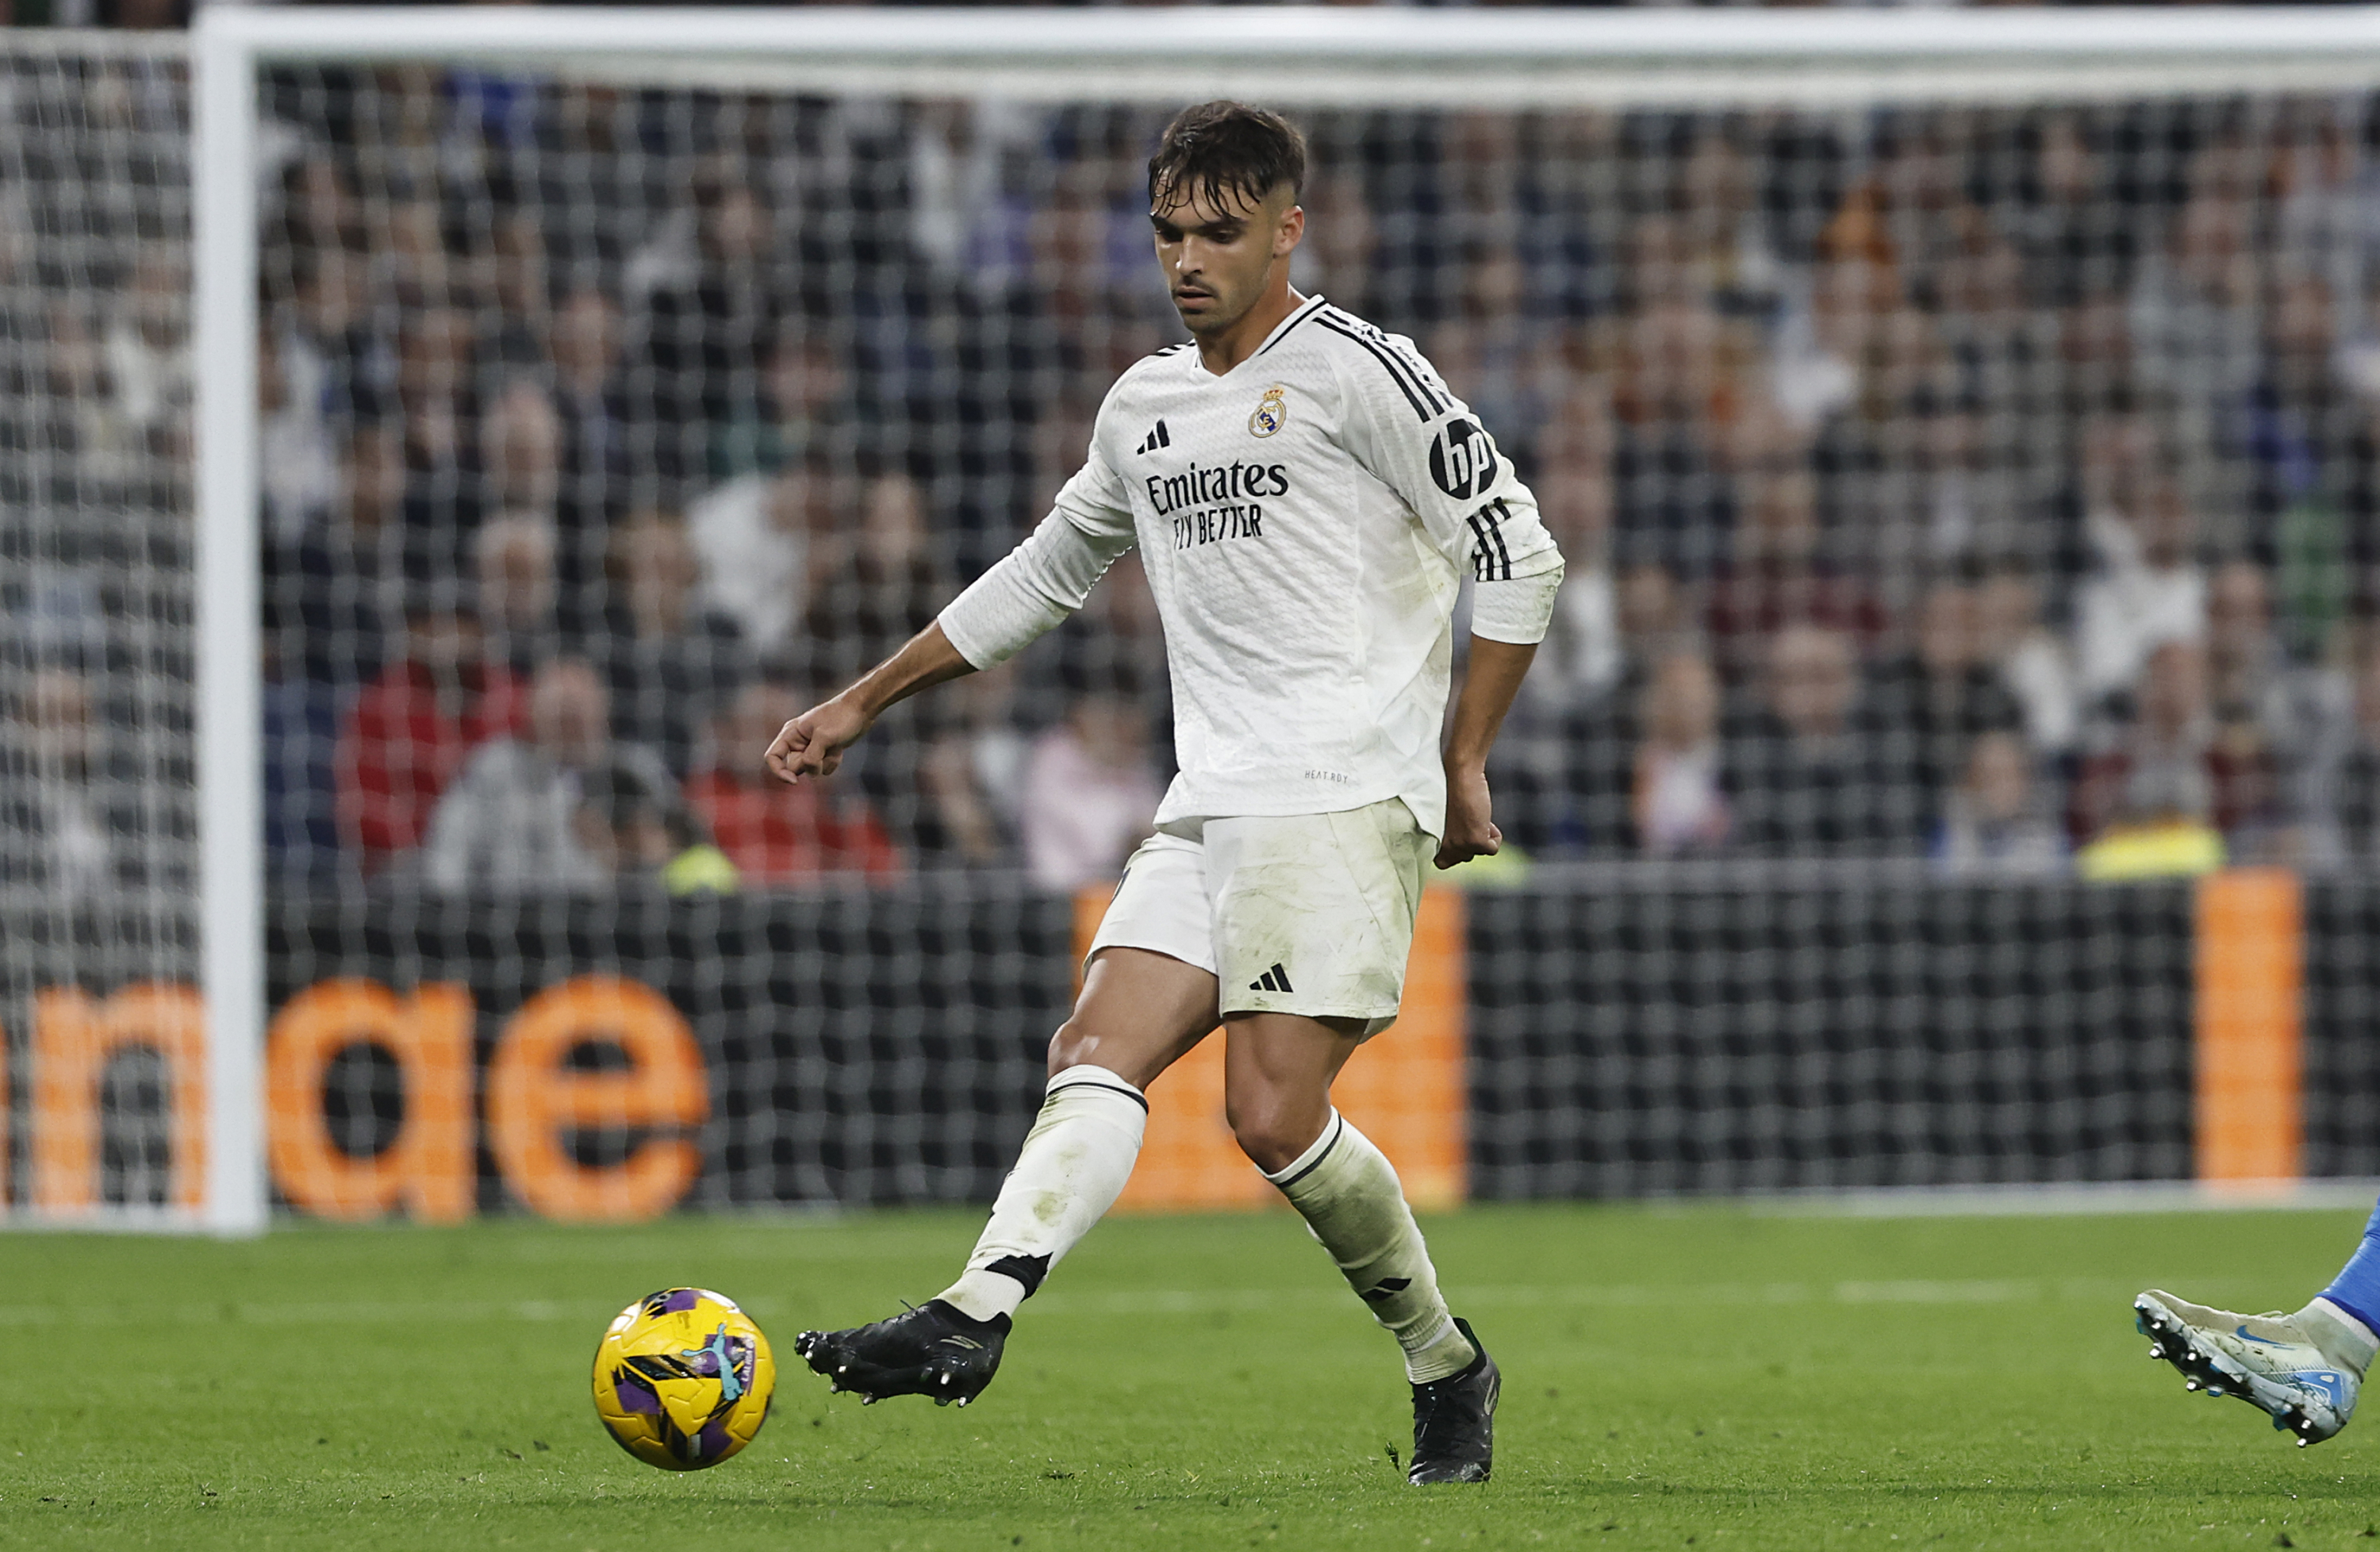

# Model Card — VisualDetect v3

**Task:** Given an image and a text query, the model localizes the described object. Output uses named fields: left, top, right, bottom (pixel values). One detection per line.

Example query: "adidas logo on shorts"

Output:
left=1249, top=962, right=1294, bottom=993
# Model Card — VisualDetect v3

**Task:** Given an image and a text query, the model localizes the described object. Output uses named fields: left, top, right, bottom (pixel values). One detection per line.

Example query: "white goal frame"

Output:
left=181, top=5, right=2380, bottom=1235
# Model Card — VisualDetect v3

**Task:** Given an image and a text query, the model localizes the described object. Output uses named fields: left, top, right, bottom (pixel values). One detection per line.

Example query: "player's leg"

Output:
left=1226, top=1011, right=1478, bottom=1385
left=2134, top=1194, right=2380, bottom=1445
left=1226, top=1012, right=1498, bottom=1481
left=796, top=835, right=1221, bottom=1407
left=935, top=945, right=1217, bottom=1321
left=1209, top=800, right=1497, bottom=1484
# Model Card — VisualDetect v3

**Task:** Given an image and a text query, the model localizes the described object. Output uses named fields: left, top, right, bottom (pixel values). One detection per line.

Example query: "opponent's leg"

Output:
left=2133, top=1193, right=2380, bottom=1445
left=2317, top=1195, right=2380, bottom=1358
left=1226, top=1012, right=1495, bottom=1484
left=796, top=947, right=1216, bottom=1405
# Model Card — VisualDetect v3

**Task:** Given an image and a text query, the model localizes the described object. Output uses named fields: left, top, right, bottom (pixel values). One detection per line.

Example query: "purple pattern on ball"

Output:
left=612, top=1373, right=662, bottom=1415
left=660, top=1290, right=703, bottom=1313
left=697, top=1419, right=732, bottom=1459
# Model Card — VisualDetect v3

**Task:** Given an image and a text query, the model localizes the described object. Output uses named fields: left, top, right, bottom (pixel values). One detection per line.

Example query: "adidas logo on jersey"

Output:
left=1249, top=962, right=1294, bottom=994
left=1135, top=420, right=1170, bottom=455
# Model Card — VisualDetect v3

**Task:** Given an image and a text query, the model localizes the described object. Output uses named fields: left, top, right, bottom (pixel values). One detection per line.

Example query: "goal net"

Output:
left=0, top=34, right=202, bottom=1224
left=25, top=10, right=2380, bottom=1227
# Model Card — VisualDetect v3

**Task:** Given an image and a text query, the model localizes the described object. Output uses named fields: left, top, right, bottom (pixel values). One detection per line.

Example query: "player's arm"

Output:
left=1438, top=636, right=1536, bottom=869
left=769, top=447, right=1138, bottom=786
left=1438, top=513, right=1561, bottom=867
left=766, top=620, right=974, bottom=783
left=1330, top=332, right=1565, bottom=866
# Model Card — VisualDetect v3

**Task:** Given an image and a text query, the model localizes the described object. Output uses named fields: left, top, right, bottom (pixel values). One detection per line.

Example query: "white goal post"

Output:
left=155, top=5, right=2380, bottom=1235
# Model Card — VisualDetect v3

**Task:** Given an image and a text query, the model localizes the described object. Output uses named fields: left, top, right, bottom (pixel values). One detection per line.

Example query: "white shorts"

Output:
left=1086, top=798, right=1434, bottom=1039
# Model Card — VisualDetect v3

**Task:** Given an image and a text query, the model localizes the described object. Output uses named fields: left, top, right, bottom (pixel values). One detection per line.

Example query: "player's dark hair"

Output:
left=1147, top=102, right=1307, bottom=214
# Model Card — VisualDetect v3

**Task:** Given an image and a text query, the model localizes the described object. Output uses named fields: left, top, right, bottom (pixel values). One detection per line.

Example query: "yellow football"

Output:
left=590, top=1288, right=775, bottom=1470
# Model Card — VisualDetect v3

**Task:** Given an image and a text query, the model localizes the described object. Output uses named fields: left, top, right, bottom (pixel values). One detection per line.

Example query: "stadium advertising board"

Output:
left=0, top=870, right=2321, bottom=1221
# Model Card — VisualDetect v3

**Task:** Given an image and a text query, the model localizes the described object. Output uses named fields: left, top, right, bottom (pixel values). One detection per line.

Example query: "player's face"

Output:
left=1150, top=182, right=1303, bottom=338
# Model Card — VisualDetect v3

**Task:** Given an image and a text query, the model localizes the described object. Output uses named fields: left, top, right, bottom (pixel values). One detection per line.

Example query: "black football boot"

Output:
left=794, top=1300, right=1010, bottom=1408
left=1407, top=1316, right=1498, bottom=1484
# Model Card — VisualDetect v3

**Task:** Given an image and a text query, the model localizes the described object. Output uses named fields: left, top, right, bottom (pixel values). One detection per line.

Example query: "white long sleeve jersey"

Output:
left=940, top=296, right=1564, bottom=839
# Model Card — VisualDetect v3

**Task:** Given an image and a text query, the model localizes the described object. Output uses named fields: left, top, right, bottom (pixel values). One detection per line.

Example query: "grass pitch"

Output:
left=4, top=1200, right=2375, bottom=1550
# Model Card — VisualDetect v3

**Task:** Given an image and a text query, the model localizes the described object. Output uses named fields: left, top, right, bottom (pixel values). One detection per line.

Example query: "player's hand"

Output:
left=1434, top=764, right=1500, bottom=870
left=766, top=697, right=871, bottom=785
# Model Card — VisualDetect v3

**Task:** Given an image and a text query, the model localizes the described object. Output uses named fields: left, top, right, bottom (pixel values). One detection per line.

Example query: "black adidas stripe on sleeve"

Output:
left=1464, top=513, right=1495, bottom=581
left=1466, top=497, right=1514, bottom=580
left=1317, top=315, right=1434, bottom=422
left=1322, top=308, right=1447, bottom=415
left=1378, top=336, right=1449, bottom=415
left=1255, top=295, right=1330, bottom=356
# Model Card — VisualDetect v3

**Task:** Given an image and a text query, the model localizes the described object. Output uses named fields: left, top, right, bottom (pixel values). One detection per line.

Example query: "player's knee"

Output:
left=1045, top=1019, right=1102, bottom=1078
left=1226, top=1096, right=1319, bottom=1176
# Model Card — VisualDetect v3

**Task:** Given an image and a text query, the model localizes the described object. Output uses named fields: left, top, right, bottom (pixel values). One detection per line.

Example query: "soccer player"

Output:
left=766, top=102, right=1561, bottom=1484
left=2135, top=1214, right=2380, bottom=1446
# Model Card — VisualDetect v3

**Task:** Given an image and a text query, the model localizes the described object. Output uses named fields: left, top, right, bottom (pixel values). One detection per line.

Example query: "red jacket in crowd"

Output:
left=683, top=767, right=903, bottom=882
left=336, top=661, right=528, bottom=867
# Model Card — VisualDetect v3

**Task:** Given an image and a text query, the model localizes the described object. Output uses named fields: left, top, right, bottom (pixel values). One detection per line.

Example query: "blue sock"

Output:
left=2320, top=1194, right=2380, bottom=1336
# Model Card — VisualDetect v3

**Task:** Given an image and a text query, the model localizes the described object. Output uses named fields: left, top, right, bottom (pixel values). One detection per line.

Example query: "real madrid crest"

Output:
left=1249, top=383, right=1288, bottom=439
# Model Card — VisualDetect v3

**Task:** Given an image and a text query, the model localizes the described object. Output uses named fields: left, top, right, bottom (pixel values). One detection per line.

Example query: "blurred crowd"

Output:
left=1480, top=103, right=2380, bottom=878
left=20, top=70, right=2380, bottom=896
left=243, top=77, right=1193, bottom=893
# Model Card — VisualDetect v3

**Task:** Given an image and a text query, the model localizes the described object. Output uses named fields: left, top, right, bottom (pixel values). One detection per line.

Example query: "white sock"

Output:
left=1265, top=1110, right=1476, bottom=1383
left=938, top=1066, right=1148, bottom=1323
left=2304, top=1298, right=2379, bottom=1376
